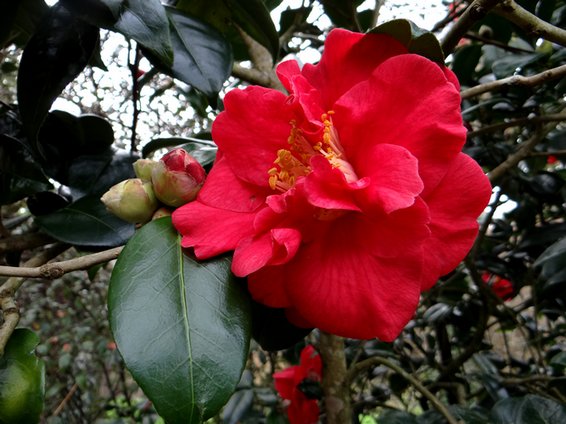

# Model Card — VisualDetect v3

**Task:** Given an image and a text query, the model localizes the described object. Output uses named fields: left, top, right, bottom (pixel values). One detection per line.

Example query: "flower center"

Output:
left=268, top=111, right=358, bottom=192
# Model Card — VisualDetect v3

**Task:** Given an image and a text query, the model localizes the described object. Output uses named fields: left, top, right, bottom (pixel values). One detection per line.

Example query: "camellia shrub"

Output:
left=1, top=1, right=565, bottom=423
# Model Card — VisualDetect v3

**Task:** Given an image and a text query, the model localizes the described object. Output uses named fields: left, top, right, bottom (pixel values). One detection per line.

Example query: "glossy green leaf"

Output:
left=59, top=0, right=173, bottom=66
left=176, top=0, right=279, bottom=60
left=17, top=4, right=99, bottom=143
left=0, top=329, right=45, bottom=424
left=148, top=7, right=232, bottom=97
left=113, top=0, right=173, bottom=66
left=108, top=217, right=251, bottom=424
left=370, top=19, right=444, bottom=63
left=36, top=195, right=135, bottom=247
left=490, top=394, right=566, bottom=424
left=0, top=173, right=52, bottom=206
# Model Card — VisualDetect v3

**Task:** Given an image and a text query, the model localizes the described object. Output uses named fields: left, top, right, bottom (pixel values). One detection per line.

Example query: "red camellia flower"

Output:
left=172, top=28, right=492, bottom=340
left=482, top=273, right=515, bottom=301
left=274, top=345, right=322, bottom=424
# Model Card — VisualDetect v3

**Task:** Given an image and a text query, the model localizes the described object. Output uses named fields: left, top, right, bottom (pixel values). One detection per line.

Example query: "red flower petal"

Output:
left=232, top=228, right=302, bottom=276
left=212, top=86, right=294, bottom=187
left=333, top=53, right=466, bottom=197
left=301, top=29, right=407, bottom=108
left=355, top=144, right=424, bottom=214
left=420, top=153, right=491, bottom=289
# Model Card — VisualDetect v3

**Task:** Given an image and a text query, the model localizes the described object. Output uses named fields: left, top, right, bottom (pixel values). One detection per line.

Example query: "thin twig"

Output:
left=0, top=246, right=123, bottom=278
left=52, top=383, right=79, bottom=416
left=0, top=244, right=69, bottom=356
left=495, top=0, right=566, bottom=48
left=467, top=113, right=566, bottom=139
left=488, top=112, right=565, bottom=183
left=461, top=64, right=566, bottom=99
left=441, top=0, right=504, bottom=55
left=347, top=356, right=462, bottom=424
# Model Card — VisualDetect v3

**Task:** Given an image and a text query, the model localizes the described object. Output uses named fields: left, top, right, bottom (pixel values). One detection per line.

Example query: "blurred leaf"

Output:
left=549, top=351, right=566, bottom=372
left=176, top=0, right=279, bottom=60
left=0, top=329, right=45, bottom=424
left=377, top=409, right=418, bottom=424
left=146, top=7, right=232, bottom=97
left=222, top=388, right=254, bottom=424
left=108, top=218, right=251, bottom=424
left=370, top=19, right=444, bottom=63
left=36, top=195, right=135, bottom=248
left=27, top=191, right=71, bottom=215
left=452, top=44, right=483, bottom=86
left=490, top=394, right=566, bottom=424
left=0, top=134, right=47, bottom=182
left=492, top=52, right=546, bottom=78
left=17, top=4, right=99, bottom=144
left=319, top=0, right=363, bottom=30
left=0, top=0, right=48, bottom=48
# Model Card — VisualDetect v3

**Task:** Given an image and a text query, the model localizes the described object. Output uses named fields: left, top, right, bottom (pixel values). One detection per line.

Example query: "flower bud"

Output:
left=133, top=159, right=158, bottom=181
left=151, top=148, right=206, bottom=207
left=152, top=207, right=172, bottom=220
left=100, top=178, right=158, bottom=223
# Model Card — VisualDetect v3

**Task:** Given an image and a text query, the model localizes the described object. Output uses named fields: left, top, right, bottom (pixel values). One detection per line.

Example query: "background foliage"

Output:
left=1, top=0, right=566, bottom=423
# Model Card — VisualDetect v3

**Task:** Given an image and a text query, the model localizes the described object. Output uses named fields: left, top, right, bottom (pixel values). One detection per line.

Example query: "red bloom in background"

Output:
left=274, top=345, right=322, bottom=424
left=482, top=273, right=515, bottom=301
left=172, top=28, right=492, bottom=340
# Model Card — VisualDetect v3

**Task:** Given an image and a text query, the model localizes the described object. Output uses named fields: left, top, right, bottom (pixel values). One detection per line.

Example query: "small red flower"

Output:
left=172, top=28, right=492, bottom=340
left=482, top=273, right=514, bottom=301
left=274, top=345, right=322, bottom=424
left=547, top=155, right=558, bottom=165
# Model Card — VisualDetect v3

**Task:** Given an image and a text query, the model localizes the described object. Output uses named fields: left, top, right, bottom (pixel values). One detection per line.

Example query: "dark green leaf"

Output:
left=492, top=52, right=546, bottom=78
left=17, top=5, right=99, bottom=143
left=0, top=173, right=52, bottom=206
left=0, top=0, right=48, bottom=48
left=147, top=7, right=232, bottom=97
left=0, top=135, right=47, bottom=182
left=114, top=0, right=173, bottom=66
left=370, top=19, right=444, bottom=63
left=176, top=0, right=279, bottom=60
left=108, top=217, right=251, bottom=424
left=490, top=394, right=566, bottom=424
left=251, top=301, right=312, bottom=351
left=62, top=0, right=173, bottom=66
left=319, top=0, right=364, bottom=30
left=377, top=409, right=418, bottom=424
left=36, top=195, right=135, bottom=248
left=0, top=329, right=45, bottom=424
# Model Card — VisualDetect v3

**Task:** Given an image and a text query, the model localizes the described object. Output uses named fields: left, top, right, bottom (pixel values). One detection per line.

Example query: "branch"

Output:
left=319, top=332, right=352, bottom=424
left=347, top=356, right=462, bottom=424
left=461, top=64, right=566, bottom=99
left=467, top=113, right=566, bottom=139
left=0, top=244, right=69, bottom=356
left=441, top=0, right=504, bottom=55
left=0, top=232, right=55, bottom=253
left=233, top=29, right=284, bottom=91
left=494, top=0, right=566, bottom=48
left=0, top=246, right=123, bottom=279
left=488, top=113, right=564, bottom=183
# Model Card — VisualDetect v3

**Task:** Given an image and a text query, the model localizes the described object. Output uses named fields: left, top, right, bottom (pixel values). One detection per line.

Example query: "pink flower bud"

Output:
left=133, top=159, right=158, bottom=181
left=100, top=178, right=158, bottom=223
left=151, top=149, right=206, bottom=207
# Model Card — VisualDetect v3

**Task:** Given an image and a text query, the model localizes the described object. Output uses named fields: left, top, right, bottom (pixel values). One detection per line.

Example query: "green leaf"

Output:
left=0, top=0, right=48, bottom=48
left=113, top=0, right=173, bottom=66
left=36, top=195, right=135, bottom=248
left=147, top=7, right=232, bottom=97
left=176, top=0, right=279, bottom=60
left=0, top=329, right=45, bottom=424
left=17, top=4, right=99, bottom=143
left=490, top=394, right=566, bottom=424
left=60, top=0, right=173, bottom=66
left=108, top=217, right=252, bottom=424
left=370, top=19, right=444, bottom=63
left=320, top=0, right=364, bottom=30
